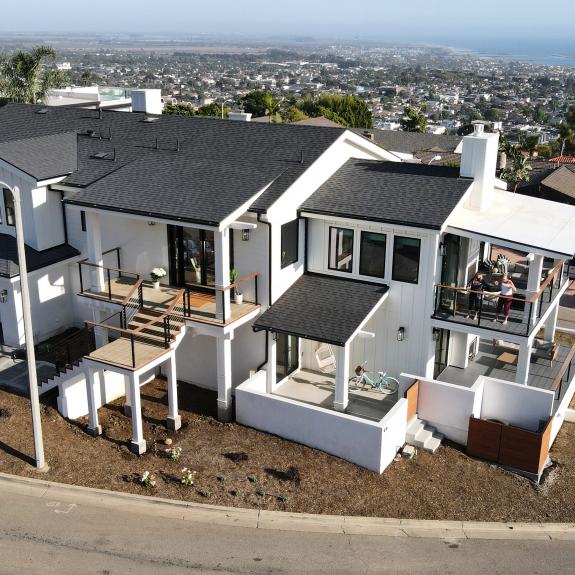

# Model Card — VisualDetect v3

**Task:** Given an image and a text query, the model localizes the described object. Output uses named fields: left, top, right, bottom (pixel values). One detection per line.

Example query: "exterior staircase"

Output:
left=127, top=307, right=187, bottom=350
left=406, top=418, right=443, bottom=453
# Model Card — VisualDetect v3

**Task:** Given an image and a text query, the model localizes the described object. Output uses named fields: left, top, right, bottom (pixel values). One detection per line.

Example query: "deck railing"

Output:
left=183, top=272, right=259, bottom=324
left=551, top=342, right=575, bottom=400
left=78, top=256, right=141, bottom=304
left=433, top=261, right=567, bottom=337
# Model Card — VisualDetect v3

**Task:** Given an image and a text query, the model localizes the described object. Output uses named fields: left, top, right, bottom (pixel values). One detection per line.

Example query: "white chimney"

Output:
left=460, top=122, right=499, bottom=211
left=131, top=89, right=163, bottom=115
left=228, top=111, right=252, bottom=122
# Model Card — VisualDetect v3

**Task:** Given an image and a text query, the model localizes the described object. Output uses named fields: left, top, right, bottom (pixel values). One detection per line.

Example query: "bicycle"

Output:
left=349, top=363, right=399, bottom=395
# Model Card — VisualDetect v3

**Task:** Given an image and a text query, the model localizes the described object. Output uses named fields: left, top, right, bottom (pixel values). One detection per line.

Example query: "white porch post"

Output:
left=85, top=212, right=105, bottom=292
left=128, top=372, right=146, bottom=455
left=123, top=374, right=131, bottom=416
left=266, top=334, right=277, bottom=394
left=516, top=341, right=532, bottom=386
left=544, top=303, right=559, bottom=342
left=166, top=354, right=181, bottom=431
left=216, top=333, right=233, bottom=421
left=92, top=309, right=109, bottom=348
left=214, top=227, right=231, bottom=322
left=334, top=343, right=350, bottom=412
left=84, top=365, right=102, bottom=436
left=525, top=254, right=544, bottom=326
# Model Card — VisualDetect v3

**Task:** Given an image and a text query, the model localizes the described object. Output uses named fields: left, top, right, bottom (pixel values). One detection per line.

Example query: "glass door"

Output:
left=169, top=226, right=216, bottom=288
left=439, top=234, right=461, bottom=311
left=434, top=329, right=450, bottom=379
left=276, top=333, right=299, bottom=383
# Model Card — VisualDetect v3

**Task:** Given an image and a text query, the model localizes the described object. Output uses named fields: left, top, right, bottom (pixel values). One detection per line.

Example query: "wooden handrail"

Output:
left=551, top=342, right=575, bottom=392
left=84, top=320, right=143, bottom=339
left=121, top=277, right=144, bottom=306
left=79, top=259, right=140, bottom=278
left=186, top=272, right=259, bottom=293
left=528, top=260, right=566, bottom=303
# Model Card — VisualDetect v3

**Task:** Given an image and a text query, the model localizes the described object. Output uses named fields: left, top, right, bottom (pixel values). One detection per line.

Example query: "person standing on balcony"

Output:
left=494, top=274, right=517, bottom=325
left=466, top=272, right=490, bottom=321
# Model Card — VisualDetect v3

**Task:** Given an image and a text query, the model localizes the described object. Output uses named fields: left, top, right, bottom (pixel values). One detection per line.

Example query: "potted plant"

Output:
left=150, top=267, right=166, bottom=289
left=229, top=269, right=243, bottom=304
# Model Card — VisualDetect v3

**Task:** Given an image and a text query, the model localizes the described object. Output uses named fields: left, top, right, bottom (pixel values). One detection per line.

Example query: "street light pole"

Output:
left=6, top=183, right=48, bottom=471
left=221, top=99, right=232, bottom=119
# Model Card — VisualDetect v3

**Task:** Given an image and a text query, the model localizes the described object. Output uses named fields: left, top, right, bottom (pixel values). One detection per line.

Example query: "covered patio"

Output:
left=253, top=273, right=390, bottom=417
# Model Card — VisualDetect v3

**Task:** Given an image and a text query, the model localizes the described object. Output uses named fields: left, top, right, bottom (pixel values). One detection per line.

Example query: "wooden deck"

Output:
left=80, top=278, right=260, bottom=326
left=87, top=336, right=170, bottom=371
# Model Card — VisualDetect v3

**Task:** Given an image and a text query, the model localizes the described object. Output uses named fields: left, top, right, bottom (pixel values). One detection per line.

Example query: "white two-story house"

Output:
left=1, top=100, right=574, bottom=477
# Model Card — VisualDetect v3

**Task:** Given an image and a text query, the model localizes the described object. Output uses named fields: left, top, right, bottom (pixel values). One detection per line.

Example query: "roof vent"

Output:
left=91, top=150, right=115, bottom=161
left=36, top=108, right=49, bottom=114
left=142, top=116, right=159, bottom=123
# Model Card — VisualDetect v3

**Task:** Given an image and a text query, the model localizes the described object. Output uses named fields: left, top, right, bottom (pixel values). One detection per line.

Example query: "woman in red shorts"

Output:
left=494, top=274, right=517, bottom=325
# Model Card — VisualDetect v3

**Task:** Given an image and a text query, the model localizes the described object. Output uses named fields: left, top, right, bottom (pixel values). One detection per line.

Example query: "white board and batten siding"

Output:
left=306, top=215, right=440, bottom=380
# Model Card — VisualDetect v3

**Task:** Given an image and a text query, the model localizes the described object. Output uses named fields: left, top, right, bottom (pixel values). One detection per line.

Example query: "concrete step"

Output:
left=424, top=435, right=442, bottom=453
left=406, top=418, right=443, bottom=453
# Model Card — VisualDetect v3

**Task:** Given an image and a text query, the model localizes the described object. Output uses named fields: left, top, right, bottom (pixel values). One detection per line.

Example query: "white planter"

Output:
left=153, top=281, right=160, bottom=289
left=234, top=293, right=244, bottom=304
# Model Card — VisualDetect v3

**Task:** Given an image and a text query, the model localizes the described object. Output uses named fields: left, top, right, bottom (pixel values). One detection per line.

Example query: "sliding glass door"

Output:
left=276, top=333, right=299, bottom=383
left=168, top=226, right=215, bottom=288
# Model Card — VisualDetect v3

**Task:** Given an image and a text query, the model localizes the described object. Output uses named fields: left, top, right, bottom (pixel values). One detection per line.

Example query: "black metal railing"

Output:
left=78, top=259, right=141, bottom=303
left=552, top=343, right=575, bottom=401
left=183, top=272, right=259, bottom=325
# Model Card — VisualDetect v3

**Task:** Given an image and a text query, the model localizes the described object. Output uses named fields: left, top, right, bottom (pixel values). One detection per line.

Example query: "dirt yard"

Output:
left=0, top=378, right=574, bottom=522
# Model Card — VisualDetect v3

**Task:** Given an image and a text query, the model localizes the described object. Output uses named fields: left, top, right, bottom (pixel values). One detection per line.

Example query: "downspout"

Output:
left=256, top=212, right=273, bottom=372
left=59, top=191, right=69, bottom=244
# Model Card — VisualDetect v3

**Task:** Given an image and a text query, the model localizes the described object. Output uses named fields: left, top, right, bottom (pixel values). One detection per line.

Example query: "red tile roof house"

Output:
left=0, top=99, right=574, bottom=479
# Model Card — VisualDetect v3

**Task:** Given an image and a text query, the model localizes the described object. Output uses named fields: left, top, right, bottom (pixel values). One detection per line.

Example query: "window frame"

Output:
left=359, top=230, right=387, bottom=279
left=280, top=219, right=299, bottom=269
left=80, top=210, right=87, bottom=232
left=328, top=226, right=354, bottom=274
left=392, top=235, right=421, bottom=284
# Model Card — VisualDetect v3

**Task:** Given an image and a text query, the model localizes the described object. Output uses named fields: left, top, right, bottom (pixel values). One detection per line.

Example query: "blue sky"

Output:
left=0, top=0, right=573, bottom=42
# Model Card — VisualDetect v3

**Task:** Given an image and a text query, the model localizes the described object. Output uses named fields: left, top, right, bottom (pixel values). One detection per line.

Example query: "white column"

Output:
left=166, top=354, right=181, bottom=431
left=123, top=374, right=131, bottom=417
left=544, top=303, right=559, bottom=342
left=525, top=254, right=544, bottom=326
left=266, top=334, right=277, bottom=394
left=334, top=343, right=350, bottom=412
left=84, top=365, right=102, bottom=436
left=92, top=309, right=109, bottom=348
left=86, top=211, right=105, bottom=291
left=516, top=341, right=532, bottom=386
left=214, top=227, right=231, bottom=321
left=216, top=333, right=233, bottom=421
left=128, top=372, right=146, bottom=455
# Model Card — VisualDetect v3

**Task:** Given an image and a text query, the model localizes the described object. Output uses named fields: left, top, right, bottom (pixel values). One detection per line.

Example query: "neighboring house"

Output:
left=0, top=102, right=574, bottom=478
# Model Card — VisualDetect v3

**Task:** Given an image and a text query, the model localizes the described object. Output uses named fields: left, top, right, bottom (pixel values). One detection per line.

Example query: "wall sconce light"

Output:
left=397, top=327, right=406, bottom=342
left=272, top=331, right=278, bottom=341
left=432, top=328, right=440, bottom=342
left=147, top=221, right=157, bottom=226
left=0, top=289, right=7, bottom=303
left=242, top=229, right=250, bottom=241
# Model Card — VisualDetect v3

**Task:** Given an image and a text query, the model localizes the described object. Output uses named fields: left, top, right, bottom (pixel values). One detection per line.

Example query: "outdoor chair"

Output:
left=315, top=344, right=336, bottom=374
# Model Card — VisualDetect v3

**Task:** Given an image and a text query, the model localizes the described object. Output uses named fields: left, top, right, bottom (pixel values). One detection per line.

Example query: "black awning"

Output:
left=253, top=273, right=389, bottom=346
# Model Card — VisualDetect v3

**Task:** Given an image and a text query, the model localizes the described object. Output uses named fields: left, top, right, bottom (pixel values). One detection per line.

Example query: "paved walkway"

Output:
left=0, top=473, right=574, bottom=574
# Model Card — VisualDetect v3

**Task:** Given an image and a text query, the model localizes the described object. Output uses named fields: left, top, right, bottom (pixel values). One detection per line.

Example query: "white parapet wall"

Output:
left=550, top=372, right=575, bottom=445
left=236, top=371, right=408, bottom=473
left=57, top=368, right=127, bottom=420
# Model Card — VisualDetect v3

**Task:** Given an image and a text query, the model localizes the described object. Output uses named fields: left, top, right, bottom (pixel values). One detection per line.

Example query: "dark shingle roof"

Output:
left=352, top=129, right=462, bottom=154
left=0, top=103, right=345, bottom=222
left=541, top=166, right=575, bottom=199
left=0, top=233, right=80, bottom=278
left=0, top=131, right=77, bottom=180
left=253, top=274, right=389, bottom=346
left=300, top=159, right=471, bottom=230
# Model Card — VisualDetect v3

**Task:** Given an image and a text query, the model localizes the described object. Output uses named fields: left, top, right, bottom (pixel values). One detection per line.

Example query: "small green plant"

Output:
left=165, top=446, right=182, bottom=461
left=140, top=471, right=156, bottom=489
left=181, top=467, right=197, bottom=487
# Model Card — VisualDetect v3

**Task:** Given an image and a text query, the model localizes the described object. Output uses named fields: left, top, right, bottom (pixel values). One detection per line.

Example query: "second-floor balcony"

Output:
left=77, top=255, right=260, bottom=328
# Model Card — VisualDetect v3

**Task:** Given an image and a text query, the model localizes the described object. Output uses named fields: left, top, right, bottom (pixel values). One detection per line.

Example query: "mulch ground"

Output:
left=1, top=378, right=574, bottom=522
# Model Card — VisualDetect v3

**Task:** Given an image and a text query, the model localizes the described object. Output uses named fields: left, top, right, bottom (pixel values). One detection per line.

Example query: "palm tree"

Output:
left=500, top=154, right=533, bottom=193
left=0, top=45, right=67, bottom=104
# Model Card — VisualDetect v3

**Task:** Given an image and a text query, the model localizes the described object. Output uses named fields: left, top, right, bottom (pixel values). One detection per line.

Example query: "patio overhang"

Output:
left=445, top=189, right=575, bottom=259
left=253, top=273, right=389, bottom=346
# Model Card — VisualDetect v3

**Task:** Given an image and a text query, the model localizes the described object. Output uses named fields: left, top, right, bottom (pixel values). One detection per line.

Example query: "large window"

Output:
left=281, top=219, right=299, bottom=268
left=328, top=227, right=354, bottom=273
left=392, top=236, right=421, bottom=284
left=2, top=188, right=14, bottom=226
left=359, top=231, right=386, bottom=278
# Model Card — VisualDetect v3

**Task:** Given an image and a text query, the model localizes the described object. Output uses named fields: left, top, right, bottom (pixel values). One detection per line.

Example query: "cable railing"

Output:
left=433, top=261, right=567, bottom=337
left=183, top=272, right=259, bottom=325
left=78, top=258, right=141, bottom=303
left=551, top=342, right=575, bottom=401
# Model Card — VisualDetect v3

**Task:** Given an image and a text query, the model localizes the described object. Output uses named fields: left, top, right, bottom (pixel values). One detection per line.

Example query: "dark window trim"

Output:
left=2, top=188, right=15, bottom=227
left=392, top=235, right=421, bottom=284
left=359, top=230, right=387, bottom=279
left=80, top=210, right=86, bottom=232
left=281, top=219, right=299, bottom=269
left=328, top=226, right=354, bottom=274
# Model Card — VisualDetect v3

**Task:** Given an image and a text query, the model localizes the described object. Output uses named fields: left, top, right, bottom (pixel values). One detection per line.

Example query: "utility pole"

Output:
left=8, top=183, right=48, bottom=471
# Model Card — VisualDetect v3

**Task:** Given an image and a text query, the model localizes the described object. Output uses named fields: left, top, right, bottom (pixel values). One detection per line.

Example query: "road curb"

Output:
left=1, top=472, right=574, bottom=540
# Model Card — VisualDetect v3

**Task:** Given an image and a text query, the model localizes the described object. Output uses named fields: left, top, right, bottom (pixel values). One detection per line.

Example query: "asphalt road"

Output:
left=1, top=481, right=575, bottom=574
